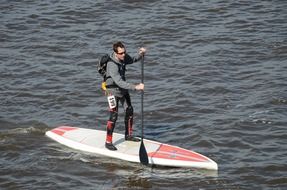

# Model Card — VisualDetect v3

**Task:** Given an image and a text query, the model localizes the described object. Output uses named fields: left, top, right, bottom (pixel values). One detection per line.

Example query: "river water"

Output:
left=1, top=0, right=287, bottom=189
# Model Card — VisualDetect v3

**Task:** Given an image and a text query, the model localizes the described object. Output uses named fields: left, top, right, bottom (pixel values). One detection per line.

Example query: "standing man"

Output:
left=104, top=41, right=146, bottom=151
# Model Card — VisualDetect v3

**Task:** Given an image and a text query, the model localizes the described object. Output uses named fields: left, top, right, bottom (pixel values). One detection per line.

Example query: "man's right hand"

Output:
left=135, top=83, right=144, bottom=90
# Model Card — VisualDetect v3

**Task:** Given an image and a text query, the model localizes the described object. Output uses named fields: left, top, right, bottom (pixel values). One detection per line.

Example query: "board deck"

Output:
left=45, top=126, right=218, bottom=170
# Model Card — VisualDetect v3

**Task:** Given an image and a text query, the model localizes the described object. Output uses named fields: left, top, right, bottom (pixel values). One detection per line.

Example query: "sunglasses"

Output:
left=116, top=51, right=126, bottom=55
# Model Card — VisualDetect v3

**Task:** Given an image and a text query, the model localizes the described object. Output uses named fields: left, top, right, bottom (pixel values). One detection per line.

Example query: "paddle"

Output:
left=139, top=54, right=149, bottom=165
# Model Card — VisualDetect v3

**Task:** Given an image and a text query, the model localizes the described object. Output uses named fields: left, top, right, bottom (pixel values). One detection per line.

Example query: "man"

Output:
left=104, top=41, right=146, bottom=151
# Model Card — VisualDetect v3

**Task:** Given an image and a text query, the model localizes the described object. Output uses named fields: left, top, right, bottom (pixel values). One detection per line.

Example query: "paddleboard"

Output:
left=45, top=126, right=218, bottom=170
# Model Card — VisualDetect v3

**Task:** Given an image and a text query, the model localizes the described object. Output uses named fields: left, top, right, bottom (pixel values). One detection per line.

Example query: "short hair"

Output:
left=113, top=41, right=125, bottom=53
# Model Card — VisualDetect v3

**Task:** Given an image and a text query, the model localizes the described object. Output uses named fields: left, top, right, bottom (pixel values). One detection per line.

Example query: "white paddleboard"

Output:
left=45, top=126, right=218, bottom=170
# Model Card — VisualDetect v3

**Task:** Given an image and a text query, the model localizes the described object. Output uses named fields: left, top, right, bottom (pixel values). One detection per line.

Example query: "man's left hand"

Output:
left=139, top=47, right=146, bottom=55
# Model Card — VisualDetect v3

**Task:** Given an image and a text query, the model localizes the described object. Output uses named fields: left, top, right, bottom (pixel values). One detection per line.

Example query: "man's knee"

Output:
left=126, top=106, right=133, bottom=116
left=109, top=110, right=118, bottom=122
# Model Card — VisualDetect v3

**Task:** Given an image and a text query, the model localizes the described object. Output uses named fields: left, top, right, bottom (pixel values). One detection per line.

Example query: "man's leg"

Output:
left=124, top=94, right=140, bottom=142
left=105, top=97, right=118, bottom=151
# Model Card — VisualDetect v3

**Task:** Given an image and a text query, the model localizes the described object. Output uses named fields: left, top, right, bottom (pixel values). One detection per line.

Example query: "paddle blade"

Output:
left=139, top=140, right=149, bottom=165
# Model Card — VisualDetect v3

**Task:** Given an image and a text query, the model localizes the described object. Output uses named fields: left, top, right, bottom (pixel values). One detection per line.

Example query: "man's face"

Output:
left=115, top=47, right=126, bottom=61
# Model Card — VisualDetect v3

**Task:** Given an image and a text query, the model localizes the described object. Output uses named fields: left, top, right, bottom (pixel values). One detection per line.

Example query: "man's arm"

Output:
left=125, top=47, right=146, bottom=64
left=107, top=62, right=136, bottom=90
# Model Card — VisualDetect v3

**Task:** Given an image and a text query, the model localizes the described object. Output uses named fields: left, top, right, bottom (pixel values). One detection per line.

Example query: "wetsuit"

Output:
left=105, top=52, right=143, bottom=149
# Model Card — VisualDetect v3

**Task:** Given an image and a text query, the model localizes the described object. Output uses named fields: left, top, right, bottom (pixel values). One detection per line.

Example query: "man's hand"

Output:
left=139, top=47, right=146, bottom=55
left=135, top=83, right=144, bottom=90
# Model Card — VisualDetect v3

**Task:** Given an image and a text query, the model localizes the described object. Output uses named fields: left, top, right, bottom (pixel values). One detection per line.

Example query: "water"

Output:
left=1, top=0, right=287, bottom=189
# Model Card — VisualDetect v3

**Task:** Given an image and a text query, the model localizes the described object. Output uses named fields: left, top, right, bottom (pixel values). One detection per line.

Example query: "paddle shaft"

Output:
left=139, top=55, right=148, bottom=165
left=141, top=55, right=144, bottom=139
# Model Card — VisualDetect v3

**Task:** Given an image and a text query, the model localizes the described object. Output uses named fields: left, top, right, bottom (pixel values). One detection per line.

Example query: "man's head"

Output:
left=113, top=41, right=126, bottom=61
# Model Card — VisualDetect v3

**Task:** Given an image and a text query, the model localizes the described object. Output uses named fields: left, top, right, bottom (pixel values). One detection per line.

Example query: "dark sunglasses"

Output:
left=116, top=51, right=126, bottom=55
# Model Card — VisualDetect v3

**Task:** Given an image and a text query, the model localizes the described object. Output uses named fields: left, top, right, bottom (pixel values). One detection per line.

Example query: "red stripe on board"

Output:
left=148, top=144, right=209, bottom=162
left=51, top=129, right=65, bottom=136
left=58, top=126, right=77, bottom=131
left=51, top=126, right=77, bottom=136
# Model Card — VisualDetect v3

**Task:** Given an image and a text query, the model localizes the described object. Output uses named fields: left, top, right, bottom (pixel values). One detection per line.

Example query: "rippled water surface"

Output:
left=1, top=0, right=287, bottom=189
